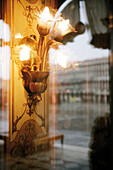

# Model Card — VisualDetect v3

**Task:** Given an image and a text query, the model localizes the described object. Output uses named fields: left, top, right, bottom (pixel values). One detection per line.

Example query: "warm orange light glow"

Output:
left=57, top=19, right=70, bottom=33
left=66, top=89, right=70, bottom=93
left=19, top=45, right=31, bottom=61
left=39, top=7, right=53, bottom=21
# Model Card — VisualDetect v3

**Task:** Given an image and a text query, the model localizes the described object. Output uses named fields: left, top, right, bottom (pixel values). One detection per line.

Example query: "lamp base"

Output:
left=21, top=70, right=49, bottom=96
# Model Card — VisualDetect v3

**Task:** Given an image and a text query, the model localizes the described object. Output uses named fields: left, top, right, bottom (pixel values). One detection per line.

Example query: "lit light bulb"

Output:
left=39, top=7, right=53, bottom=21
left=19, top=45, right=31, bottom=61
left=51, top=18, right=75, bottom=39
left=37, top=7, right=54, bottom=35
left=57, top=19, right=69, bottom=33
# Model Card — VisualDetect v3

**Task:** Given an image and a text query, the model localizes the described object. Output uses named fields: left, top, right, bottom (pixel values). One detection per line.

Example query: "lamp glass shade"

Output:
left=35, top=6, right=55, bottom=35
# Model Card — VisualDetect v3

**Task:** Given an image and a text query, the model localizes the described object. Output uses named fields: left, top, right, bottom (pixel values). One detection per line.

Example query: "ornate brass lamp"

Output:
left=12, top=4, right=76, bottom=99
left=11, top=2, right=76, bottom=132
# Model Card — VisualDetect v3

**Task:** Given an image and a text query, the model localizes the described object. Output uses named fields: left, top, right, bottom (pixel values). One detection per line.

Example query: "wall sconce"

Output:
left=11, top=1, right=76, bottom=132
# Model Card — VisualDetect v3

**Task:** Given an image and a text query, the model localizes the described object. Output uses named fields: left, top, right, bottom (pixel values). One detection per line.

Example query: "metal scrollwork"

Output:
left=12, top=95, right=45, bottom=133
left=24, top=5, right=36, bottom=26
left=17, top=0, right=37, bottom=26
left=26, top=0, right=39, bottom=4
left=11, top=122, right=36, bottom=157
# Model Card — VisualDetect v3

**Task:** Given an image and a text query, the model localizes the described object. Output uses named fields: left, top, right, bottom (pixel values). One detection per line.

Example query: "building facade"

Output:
left=50, top=57, right=109, bottom=104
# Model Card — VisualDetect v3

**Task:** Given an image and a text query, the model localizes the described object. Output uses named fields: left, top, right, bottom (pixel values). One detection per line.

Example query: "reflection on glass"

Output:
left=0, top=19, right=10, bottom=135
left=49, top=1, right=110, bottom=170
left=0, top=0, right=111, bottom=170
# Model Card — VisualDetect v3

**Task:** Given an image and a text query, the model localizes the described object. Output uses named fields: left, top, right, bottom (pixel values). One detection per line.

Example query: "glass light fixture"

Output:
left=12, top=5, right=76, bottom=100
left=11, top=1, right=81, bottom=132
left=36, top=6, right=55, bottom=36
left=51, top=18, right=75, bottom=41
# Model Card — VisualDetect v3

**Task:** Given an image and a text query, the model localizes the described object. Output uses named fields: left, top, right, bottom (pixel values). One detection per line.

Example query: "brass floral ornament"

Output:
left=12, top=4, right=76, bottom=100
left=11, top=1, right=76, bottom=132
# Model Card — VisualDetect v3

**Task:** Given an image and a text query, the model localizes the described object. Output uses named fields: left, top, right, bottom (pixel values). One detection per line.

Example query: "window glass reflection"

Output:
left=49, top=1, right=110, bottom=169
left=0, top=19, right=10, bottom=133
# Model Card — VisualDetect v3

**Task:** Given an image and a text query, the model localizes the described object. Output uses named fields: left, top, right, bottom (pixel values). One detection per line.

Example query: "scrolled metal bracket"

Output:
left=12, top=95, right=45, bottom=133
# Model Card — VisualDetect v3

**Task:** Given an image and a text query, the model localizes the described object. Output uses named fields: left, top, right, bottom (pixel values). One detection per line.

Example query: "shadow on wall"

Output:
left=88, top=113, right=111, bottom=170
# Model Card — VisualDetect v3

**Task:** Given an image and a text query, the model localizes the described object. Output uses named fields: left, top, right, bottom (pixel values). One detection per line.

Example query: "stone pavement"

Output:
left=1, top=143, right=89, bottom=170
left=52, top=143, right=89, bottom=170
left=0, top=141, right=89, bottom=169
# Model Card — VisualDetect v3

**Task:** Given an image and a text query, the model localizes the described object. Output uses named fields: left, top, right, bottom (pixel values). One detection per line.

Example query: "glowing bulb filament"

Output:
left=39, top=7, right=53, bottom=21
left=19, top=45, right=31, bottom=61
left=58, top=19, right=69, bottom=32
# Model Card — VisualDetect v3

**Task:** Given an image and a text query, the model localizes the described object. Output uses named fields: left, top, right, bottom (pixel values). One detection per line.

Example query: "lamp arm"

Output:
left=37, top=35, right=45, bottom=60
left=49, top=0, right=73, bottom=36
left=41, top=39, right=55, bottom=71
left=17, top=0, right=26, bottom=10
left=41, top=39, right=63, bottom=71
left=13, top=105, right=27, bottom=133
left=33, top=105, right=45, bottom=125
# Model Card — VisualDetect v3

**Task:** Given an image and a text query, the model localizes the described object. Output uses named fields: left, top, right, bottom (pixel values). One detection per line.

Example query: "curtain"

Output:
left=60, top=0, right=80, bottom=27
left=85, top=0, right=110, bottom=49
